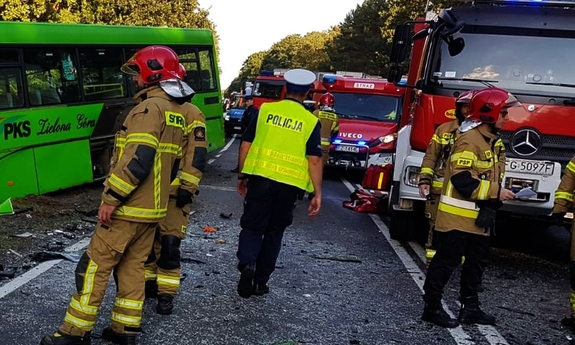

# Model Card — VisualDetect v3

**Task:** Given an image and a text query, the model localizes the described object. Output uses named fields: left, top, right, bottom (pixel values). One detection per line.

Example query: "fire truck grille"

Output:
left=500, top=131, right=575, bottom=171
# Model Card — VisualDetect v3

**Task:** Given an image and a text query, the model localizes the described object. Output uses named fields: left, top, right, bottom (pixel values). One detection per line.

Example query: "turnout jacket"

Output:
left=552, top=157, right=575, bottom=214
left=312, top=108, right=340, bottom=164
left=419, top=120, right=459, bottom=195
left=435, top=125, right=506, bottom=235
left=170, top=102, right=208, bottom=196
left=102, top=86, right=186, bottom=223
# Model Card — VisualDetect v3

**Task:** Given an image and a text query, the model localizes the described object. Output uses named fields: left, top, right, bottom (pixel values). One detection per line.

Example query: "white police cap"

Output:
left=284, top=69, right=316, bottom=91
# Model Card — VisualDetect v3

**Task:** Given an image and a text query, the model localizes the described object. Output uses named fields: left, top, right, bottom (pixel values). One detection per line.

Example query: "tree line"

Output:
left=226, top=0, right=460, bottom=95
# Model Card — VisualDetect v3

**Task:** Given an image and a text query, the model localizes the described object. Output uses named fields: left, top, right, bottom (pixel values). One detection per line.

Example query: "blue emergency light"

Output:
left=357, top=141, right=367, bottom=146
left=333, top=139, right=342, bottom=144
left=259, top=70, right=274, bottom=76
left=322, top=74, right=338, bottom=84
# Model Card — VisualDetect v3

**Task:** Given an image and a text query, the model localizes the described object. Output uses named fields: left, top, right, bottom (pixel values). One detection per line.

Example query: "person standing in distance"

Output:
left=235, top=68, right=323, bottom=299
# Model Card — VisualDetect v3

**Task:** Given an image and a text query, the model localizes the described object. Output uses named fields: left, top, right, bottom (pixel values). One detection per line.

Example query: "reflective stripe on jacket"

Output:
left=553, top=157, right=575, bottom=214
left=435, top=126, right=505, bottom=235
left=419, top=120, right=459, bottom=195
left=243, top=100, right=318, bottom=192
left=102, top=86, right=186, bottom=222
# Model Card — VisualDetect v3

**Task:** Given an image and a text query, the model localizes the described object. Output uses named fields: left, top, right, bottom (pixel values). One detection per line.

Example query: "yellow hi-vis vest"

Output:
left=242, top=100, right=319, bottom=192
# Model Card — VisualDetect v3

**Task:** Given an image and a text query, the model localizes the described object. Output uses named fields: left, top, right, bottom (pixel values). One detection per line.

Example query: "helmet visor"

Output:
left=121, top=54, right=140, bottom=75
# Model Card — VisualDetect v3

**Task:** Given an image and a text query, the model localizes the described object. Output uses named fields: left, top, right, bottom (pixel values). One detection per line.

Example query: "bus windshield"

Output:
left=332, top=92, right=399, bottom=122
left=431, top=28, right=575, bottom=97
left=253, top=80, right=284, bottom=99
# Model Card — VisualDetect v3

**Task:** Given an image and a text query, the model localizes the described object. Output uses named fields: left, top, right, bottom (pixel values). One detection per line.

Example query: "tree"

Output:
left=328, top=0, right=390, bottom=76
left=225, top=50, right=267, bottom=96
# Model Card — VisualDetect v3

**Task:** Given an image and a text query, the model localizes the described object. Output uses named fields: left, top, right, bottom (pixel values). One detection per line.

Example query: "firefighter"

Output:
left=231, top=95, right=259, bottom=173
left=144, top=63, right=207, bottom=315
left=551, top=157, right=575, bottom=329
left=40, top=46, right=193, bottom=345
left=314, top=92, right=340, bottom=165
left=235, top=68, right=323, bottom=299
left=418, top=90, right=475, bottom=265
left=421, top=88, right=519, bottom=328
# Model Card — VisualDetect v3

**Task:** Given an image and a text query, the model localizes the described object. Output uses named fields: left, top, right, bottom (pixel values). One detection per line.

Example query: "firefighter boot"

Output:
left=458, top=296, right=496, bottom=325
left=101, top=327, right=139, bottom=345
left=421, top=295, right=459, bottom=328
left=237, top=265, right=255, bottom=299
left=252, top=282, right=270, bottom=296
left=156, top=294, right=174, bottom=315
left=40, top=331, right=91, bottom=345
left=145, top=280, right=158, bottom=299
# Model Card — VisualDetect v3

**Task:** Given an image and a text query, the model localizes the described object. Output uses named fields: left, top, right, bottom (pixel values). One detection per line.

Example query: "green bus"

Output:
left=0, top=21, right=224, bottom=201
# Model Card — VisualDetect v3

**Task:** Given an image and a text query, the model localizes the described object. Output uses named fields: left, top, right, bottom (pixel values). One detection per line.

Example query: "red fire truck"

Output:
left=319, top=74, right=405, bottom=171
left=385, top=0, right=575, bottom=241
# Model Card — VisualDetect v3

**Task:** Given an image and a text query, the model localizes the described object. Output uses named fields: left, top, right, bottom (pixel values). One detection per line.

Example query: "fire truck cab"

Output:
left=386, top=0, right=575, bottom=241
left=320, top=74, right=406, bottom=170
left=252, top=70, right=287, bottom=108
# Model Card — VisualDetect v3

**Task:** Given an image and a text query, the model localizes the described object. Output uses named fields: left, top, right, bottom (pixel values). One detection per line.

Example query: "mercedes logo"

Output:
left=510, top=128, right=542, bottom=156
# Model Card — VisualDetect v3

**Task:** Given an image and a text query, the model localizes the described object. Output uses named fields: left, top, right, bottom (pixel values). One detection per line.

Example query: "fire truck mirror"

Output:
left=389, top=24, right=412, bottom=64
left=387, top=66, right=403, bottom=85
left=446, top=36, right=465, bottom=57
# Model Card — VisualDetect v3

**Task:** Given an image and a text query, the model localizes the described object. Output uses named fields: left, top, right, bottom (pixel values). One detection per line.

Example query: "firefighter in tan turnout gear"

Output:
left=144, top=63, right=207, bottom=315
left=421, top=88, right=519, bottom=328
left=551, top=157, right=575, bottom=330
left=40, top=46, right=195, bottom=345
left=418, top=90, right=474, bottom=265
left=313, top=92, right=340, bottom=165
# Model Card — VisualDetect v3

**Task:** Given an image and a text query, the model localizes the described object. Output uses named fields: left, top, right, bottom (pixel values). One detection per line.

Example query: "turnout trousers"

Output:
left=59, top=219, right=156, bottom=336
left=144, top=198, right=190, bottom=296
left=423, top=230, right=490, bottom=300
left=236, top=176, right=299, bottom=284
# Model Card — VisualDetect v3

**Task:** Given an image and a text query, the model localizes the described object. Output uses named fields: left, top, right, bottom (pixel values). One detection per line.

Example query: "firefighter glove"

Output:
left=176, top=189, right=194, bottom=208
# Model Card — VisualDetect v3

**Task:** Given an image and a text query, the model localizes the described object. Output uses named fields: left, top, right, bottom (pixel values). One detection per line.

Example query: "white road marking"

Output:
left=341, top=177, right=509, bottom=345
left=208, top=135, right=236, bottom=165
left=200, top=185, right=237, bottom=192
left=0, top=237, right=91, bottom=299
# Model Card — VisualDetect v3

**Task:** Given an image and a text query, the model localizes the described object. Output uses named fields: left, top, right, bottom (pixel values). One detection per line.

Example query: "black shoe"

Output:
left=231, top=167, right=239, bottom=173
left=458, top=296, right=496, bottom=325
left=237, top=265, right=255, bottom=299
left=40, top=331, right=91, bottom=345
left=101, top=327, right=137, bottom=345
left=252, top=282, right=269, bottom=296
left=145, top=280, right=158, bottom=299
left=156, top=294, right=174, bottom=315
left=422, top=306, right=460, bottom=328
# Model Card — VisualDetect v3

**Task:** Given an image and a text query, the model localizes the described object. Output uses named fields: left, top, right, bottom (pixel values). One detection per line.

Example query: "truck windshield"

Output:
left=431, top=28, right=575, bottom=97
left=332, top=92, right=399, bottom=122
left=253, top=80, right=284, bottom=99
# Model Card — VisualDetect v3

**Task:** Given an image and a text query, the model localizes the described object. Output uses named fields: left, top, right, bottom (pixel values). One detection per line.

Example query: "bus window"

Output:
left=0, top=68, right=24, bottom=109
left=24, top=48, right=81, bottom=105
left=181, top=62, right=201, bottom=91
left=177, top=49, right=198, bottom=61
left=0, top=49, right=19, bottom=64
left=79, top=48, right=126, bottom=101
left=198, top=49, right=216, bottom=91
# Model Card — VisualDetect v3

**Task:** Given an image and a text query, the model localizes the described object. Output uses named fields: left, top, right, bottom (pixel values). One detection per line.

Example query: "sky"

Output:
left=198, top=0, right=363, bottom=90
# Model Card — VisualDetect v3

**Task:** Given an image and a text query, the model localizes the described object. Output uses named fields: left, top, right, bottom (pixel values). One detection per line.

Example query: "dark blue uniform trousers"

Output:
left=236, top=176, right=299, bottom=284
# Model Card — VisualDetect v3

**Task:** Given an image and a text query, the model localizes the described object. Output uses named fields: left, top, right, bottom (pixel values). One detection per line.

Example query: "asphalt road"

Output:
left=0, top=136, right=573, bottom=345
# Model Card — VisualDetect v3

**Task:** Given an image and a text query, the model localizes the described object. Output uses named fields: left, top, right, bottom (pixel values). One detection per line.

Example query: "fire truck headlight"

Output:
left=405, top=166, right=421, bottom=188
left=379, top=134, right=397, bottom=144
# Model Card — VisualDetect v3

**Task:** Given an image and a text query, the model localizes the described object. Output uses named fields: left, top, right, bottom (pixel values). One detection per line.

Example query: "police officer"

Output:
left=418, top=90, right=474, bottom=266
left=421, top=88, right=519, bottom=328
left=231, top=95, right=258, bottom=173
left=551, top=157, right=575, bottom=329
left=144, top=63, right=207, bottom=315
left=235, top=68, right=323, bottom=299
left=40, top=46, right=192, bottom=345
left=313, top=92, right=340, bottom=165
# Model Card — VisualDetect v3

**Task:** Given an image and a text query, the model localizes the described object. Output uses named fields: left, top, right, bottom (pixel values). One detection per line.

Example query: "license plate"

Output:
left=335, top=145, right=359, bottom=153
left=233, top=126, right=242, bottom=130
left=505, top=158, right=554, bottom=176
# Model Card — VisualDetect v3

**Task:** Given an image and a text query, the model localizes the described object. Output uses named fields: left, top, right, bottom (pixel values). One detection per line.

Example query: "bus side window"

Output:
left=0, top=67, right=25, bottom=110
left=183, top=62, right=201, bottom=91
left=198, top=49, right=216, bottom=91
left=24, top=48, right=81, bottom=106
left=80, top=48, right=126, bottom=101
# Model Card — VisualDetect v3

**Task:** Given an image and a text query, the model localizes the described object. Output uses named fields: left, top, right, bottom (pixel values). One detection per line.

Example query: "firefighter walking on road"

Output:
left=551, top=157, right=575, bottom=330
left=144, top=63, right=207, bottom=315
left=313, top=92, right=340, bottom=165
left=40, top=46, right=193, bottom=345
left=418, top=90, right=474, bottom=266
left=421, top=88, right=519, bottom=328
left=235, top=69, right=323, bottom=299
